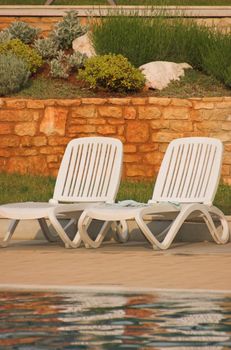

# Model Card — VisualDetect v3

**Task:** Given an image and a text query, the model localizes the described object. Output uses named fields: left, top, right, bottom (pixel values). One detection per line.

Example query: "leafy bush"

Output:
left=7, top=21, right=39, bottom=44
left=0, top=30, right=12, bottom=44
left=79, top=54, right=145, bottom=92
left=0, top=39, right=43, bottom=73
left=34, top=37, right=59, bottom=59
left=51, top=11, right=86, bottom=50
left=49, top=50, right=86, bottom=78
left=0, top=53, right=30, bottom=96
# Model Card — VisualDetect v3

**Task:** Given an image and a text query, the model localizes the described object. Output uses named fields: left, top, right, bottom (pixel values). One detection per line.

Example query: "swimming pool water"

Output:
left=0, top=290, right=231, bottom=349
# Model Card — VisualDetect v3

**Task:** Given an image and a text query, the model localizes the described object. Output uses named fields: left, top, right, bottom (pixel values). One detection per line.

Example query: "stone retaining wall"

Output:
left=0, top=97, right=231, bottom=184
left=0, top=16, right=230, bottom=36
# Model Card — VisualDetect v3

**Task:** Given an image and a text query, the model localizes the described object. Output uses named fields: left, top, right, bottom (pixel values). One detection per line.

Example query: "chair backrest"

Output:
left=150, top=137, right=223, bottom=205
left=52, top=137, right=123, bottom=203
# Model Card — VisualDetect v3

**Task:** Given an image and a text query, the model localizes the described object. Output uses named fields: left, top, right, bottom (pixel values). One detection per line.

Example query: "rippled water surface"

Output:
left=0, top=290, right=231, bottom=349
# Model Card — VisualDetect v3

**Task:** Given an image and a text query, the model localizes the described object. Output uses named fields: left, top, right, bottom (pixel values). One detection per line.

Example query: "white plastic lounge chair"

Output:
left=77, top=137, right=230, bottom=249
left=0, top=137, right=127, bottom=248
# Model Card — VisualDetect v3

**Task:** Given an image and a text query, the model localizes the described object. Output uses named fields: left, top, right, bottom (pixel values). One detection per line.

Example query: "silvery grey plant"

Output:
left=8, top=21, right=39, bottom=44
left=0, top=53, right=30, bottom=96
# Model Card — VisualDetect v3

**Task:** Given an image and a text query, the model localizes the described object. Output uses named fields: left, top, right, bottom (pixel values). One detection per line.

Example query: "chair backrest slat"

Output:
left=151, top=137, right=223, bottom=205
left=53, top=137, right=123, bottom=203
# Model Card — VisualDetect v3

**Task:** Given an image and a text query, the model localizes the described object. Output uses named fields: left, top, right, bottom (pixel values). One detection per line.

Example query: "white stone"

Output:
left=139, top=61, right=192, bottom=90
left=72, top=32, right=96, bottom=57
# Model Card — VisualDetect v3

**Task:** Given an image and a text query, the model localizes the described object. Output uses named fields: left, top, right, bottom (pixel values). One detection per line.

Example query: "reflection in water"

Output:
left=0, top=290, right=231, bottom=349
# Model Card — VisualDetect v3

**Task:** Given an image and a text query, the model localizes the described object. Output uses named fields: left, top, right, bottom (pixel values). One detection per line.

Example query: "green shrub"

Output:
left=0, top=39, right=43, bottom=73
left=0, top=30, right=12, bottom=44
left=34, top=37, right=59, bottom=60
left=0, top=53, right=30, bottom=96
left=51, top=11, right=86, bottom=50
left=7, top=21, right=39, bottom=44
left=79, top=54, right=145, bottom=92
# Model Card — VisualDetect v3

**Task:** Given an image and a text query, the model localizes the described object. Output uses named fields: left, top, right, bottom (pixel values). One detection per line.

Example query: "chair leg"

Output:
left=48, top=211, right=82, bottom=248
left=206, top=207, right=230, bottom=244
left=111, top=220, right=129, bottom=243
left=0, top=219, right=19, bottom=247
left=38, top=218, right=58, bottom=242
left=78, top=211, right=112, bottom=248
left=136, top=204, right=230, bottom=250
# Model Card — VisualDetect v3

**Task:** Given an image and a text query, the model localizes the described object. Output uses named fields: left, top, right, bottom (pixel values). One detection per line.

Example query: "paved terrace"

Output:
left=0, top=240, right=231, bottom=292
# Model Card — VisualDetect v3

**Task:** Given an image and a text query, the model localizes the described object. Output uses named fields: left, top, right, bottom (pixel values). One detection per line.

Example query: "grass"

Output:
left=13, top=77, right=95, bottom=99
left=0, top=173, right=231, bottom=214
left=11, top=70, right=231, bottom=99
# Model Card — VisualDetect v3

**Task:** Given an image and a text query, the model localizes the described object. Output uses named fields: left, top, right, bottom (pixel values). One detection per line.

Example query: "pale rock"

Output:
left=139, top=61, right=192, bottom=90
left=72, top=33, right=96, bottom=57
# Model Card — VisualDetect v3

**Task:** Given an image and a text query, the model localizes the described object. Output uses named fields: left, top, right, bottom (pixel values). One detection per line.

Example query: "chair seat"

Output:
left=86, top=202, right=179, bottom=221
left=0, top=202, right=57, bottom=220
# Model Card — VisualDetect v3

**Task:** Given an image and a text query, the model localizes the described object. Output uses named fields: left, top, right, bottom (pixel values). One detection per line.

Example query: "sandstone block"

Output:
left=108, top=118, right=124, bottom=125
left=126, top=121, right=149, bottom=143
left=20, top=136, right=32, bottom=147
left=171, top=98, right=192, bottom=107
left=193, top=102, right=214, bottom=110
left=88, top=118, right=106, bottom=125
left=72, top=105, right=97, bottom=119
left=27, top=100, right=45, bottom=109
left=225, top=143, right=231, bottom=152
left=57, top=99, right=81, bottom=107
left=124, top=154, right=142, bottom=163
left=131, top=98, right=147, bottom=105
left=144, top=152, right=163, bottom=165
left=81, top=98, right=106, bottom=105
left=97, top=125, right=116, bottom=135
left=5, top=99, right=26, bottom=109
left=195, top=121, right=221, bottom=131
left=117, top=126, right=125, bottom=136
left=223, top=153, right=231, bottom=165
left=40, top=107, right=68, bottom=136
left=124, top=144, right=137, bottom=153
left=7, top=156, right=49, bottom=175
left=148, top=97, right=170, bottom=106
left=139, top=144, right=158, bottom=152
left=0, top=110, right=33, bottom=122
left=0, top=149, right=10, bottom=157
left=124, top=106, right=136, bottom=120
left=163, top=107, right=189, bottom=120
left=47, top=155, right=58, bottom=163
left=151, top=120, right=169, bottom=130
left=222, top=122, right=231, bottom=131
left=107, top=98, right=131, bottom=105
left=126, top=164, right=154, bottom=178
left=48, top=137, right=70, bottom=146
left=215, top=102, right=231, bottom=109
left=15, top=122, right=37, bottom=136
left=33, top=136, right=47, bottom=147
left=0, top=123, right=12, bottom=134
left=153, top=132, right=183, bottom=143
left=40, top=146, right=64, bottom=155
left=68, top=125, right=96, bottom=134
left=138, top=106, right=161, bottom=119
left=1, top=136, right=20, bottom=147
left=170, top=121, right=193, bottom=132
left=222, top=164, right=230, bottom=176
left=98, top=106, right=122, bottom=118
